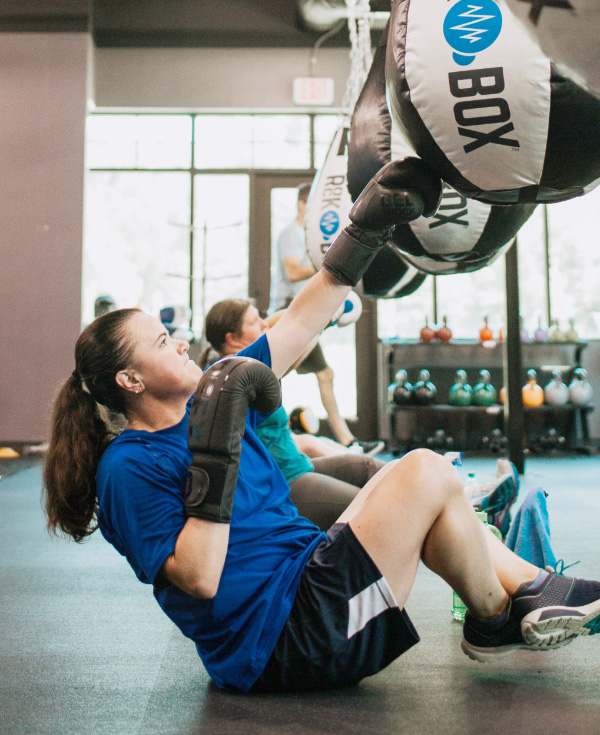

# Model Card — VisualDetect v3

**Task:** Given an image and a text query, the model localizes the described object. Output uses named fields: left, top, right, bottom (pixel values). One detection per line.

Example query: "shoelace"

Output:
left=546, top=559, right=581, bottom=576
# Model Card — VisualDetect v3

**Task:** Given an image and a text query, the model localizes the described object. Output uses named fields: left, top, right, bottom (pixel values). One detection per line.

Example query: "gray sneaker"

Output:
left=462, top=570, right=600, bottom=662
left=347, top=439, right=385, bottom=457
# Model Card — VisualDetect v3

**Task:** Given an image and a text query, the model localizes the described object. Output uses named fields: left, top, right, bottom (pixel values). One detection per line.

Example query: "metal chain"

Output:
left=341, top=0, right=373, bottom=116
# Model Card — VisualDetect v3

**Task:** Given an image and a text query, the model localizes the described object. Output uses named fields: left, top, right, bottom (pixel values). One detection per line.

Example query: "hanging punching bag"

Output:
left=504, top=0, right=600, bottom=101
left=304, top=114, right=426, bottom=296
left=349, top=25, right=536, bottom=276
left=385, top=0, right=600, bottom=205
left=304, top=118, right=354, bottom=271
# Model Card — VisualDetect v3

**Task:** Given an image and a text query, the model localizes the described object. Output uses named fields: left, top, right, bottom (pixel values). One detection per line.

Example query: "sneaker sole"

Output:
left=460, top=638, right=524, bottom=662
left=521, top=599, right=600, bottom=648
left=461, top=635, right=574, bottom=663
left=364, top=441, right=385, bottom=457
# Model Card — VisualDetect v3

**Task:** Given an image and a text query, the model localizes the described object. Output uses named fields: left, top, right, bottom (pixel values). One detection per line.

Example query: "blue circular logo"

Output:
left=443, top=0, right=502, bottom=66
left=319, top=210, right=340, bottom=239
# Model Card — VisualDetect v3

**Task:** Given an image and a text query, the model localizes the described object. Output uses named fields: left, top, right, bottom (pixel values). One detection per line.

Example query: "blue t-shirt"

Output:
left=255, top=405, right=314, bottom=485
left=96, top=335, right=326, bottom=693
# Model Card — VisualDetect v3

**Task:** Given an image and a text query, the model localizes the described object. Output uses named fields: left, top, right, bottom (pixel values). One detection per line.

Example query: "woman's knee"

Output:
left=389, top=449, right=463, bottom=502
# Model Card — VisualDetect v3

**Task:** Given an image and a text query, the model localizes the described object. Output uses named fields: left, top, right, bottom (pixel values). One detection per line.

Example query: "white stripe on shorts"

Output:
left=347, top=576, right=399, bottom=639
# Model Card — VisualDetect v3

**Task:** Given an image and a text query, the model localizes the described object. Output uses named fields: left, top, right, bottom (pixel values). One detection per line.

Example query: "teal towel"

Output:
left=505, top=486, right=558, bottom=570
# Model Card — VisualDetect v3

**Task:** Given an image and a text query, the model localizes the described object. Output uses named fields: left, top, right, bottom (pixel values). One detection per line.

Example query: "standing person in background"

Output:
left=271, top=182, right=383, bottom=456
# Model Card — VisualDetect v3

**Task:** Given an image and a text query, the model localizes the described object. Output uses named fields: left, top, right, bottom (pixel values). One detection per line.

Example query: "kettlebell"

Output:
left=548, top=319, right=567, bottom=343
left=472, top=369, right=497, bottom=407
left=420, top=317, right=436, bottom=343
left=413, top=369, right=437, bottom=405
left=391, top=369, right=414, bottom=406
left=544, top=369, right=569, bottom=406
left=437, top=315, right=452, bottom=343
left=479, top=316, right=493, bottom=342
left=565, top=318, right=579, bottom=343
left=449, top=369, right=473, bottom=406
left=522, top=369, right=544, bottom=407
left=569, top=368, right=593, bottom=406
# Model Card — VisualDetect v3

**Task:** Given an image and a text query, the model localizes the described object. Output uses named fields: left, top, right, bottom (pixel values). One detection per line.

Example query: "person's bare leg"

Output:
left=314, top=366, right=355, bottom=447
left=294, top=433, right=358, bottom=458
left=483, top=527, right=540, bottom=595
left=337, top=449, right=538, bottom=618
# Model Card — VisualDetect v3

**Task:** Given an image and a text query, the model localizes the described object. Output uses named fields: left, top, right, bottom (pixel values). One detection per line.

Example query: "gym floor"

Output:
left=2, top=453, right=600, bottom=735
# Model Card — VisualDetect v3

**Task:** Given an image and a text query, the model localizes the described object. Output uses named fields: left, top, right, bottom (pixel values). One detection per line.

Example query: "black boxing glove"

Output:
left=185, top=356, right=281, bottom=523
left=322, top=157, right=442, bottom=287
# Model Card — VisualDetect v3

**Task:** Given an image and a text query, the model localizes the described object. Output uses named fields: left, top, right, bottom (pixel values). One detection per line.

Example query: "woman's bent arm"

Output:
left=160, top=518, right=230, bottom=599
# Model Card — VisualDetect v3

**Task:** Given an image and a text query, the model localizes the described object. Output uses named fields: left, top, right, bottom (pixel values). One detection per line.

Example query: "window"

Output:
left=194, top=115, right=311, bottom=169
left=547, top=187, right=600, bottom=338
left=83, top=171, right=191, bottom=325
left=191, top=174, right=249, bottom=334
left=85, top=112, right=600, bottom=362
left=378, top=194, right=600, bottom=340
left=86, top=114, right=192, bottom=169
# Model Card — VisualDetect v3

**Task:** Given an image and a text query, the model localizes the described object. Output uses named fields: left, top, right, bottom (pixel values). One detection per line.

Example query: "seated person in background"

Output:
left=199, top=297, right=386, bottom=530
left=288, top=405, right=371, bottom=457
left=199, top=299, right=519, bottom=534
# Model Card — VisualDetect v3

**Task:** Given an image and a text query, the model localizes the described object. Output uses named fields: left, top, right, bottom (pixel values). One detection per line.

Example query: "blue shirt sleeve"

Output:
left=237, top=334, right=278, bottom=430
left=238, top=332, right=271, bottom=367
left=98, top=443, right=186, bottom=586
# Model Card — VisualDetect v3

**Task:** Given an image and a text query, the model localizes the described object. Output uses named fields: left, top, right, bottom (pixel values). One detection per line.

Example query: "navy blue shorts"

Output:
left=295, top=341, right=328, bottom=375
left=251, top=523, right=420, bottom=693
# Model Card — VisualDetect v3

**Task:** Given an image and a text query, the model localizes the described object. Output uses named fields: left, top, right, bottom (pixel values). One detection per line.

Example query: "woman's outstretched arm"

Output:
left=266, top=158, right=442, bottom=378
left=266, top=268, right=349, bottom=379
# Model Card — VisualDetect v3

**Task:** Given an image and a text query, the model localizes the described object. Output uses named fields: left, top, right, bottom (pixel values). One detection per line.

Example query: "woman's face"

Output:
left=235, top=305, right=268, bottom=349
left=127, top=311, right=202, bottom=397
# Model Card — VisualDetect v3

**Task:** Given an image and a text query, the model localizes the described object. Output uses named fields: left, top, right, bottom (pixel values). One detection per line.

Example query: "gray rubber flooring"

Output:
left=2, top=454, right=600, bottom=735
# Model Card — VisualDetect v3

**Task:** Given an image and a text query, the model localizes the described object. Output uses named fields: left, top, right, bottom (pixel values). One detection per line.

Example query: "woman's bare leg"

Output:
left=294, top=433, right=357, bottom=458
left=337, top=449, right=538, bottom=619
left=483, top=527, right=540, bottom=595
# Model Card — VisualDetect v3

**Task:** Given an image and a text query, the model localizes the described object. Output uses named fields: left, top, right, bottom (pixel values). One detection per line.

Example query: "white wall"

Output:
left=93, top=46, right=352, bottom=109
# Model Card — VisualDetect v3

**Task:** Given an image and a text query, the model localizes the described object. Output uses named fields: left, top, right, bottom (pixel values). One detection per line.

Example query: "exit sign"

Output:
left=293, top=77, right=335, bottom=106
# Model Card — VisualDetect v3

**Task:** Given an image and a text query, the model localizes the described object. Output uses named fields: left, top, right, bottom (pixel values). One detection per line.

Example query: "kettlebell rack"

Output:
left=372, top=242, right=597, bottom=472
left=378, top=339, right=592, bottom=462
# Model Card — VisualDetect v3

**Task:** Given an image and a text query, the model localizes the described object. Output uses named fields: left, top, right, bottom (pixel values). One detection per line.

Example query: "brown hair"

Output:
left=298, top=182, right=311, bottom=203
left=43, top=308, right=140, bottom=542
left=198, top=299, right=251, bottom=369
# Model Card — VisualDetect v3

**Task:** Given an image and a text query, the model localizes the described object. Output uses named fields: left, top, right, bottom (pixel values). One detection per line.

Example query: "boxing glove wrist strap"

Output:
left=322, top=223, right=391, bottom=287
left=185, top=457, right=237, bottom=523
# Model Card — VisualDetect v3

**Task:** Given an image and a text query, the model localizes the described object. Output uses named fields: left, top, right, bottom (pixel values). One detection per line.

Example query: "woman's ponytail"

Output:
left=43, top=375, right=113, bottom=541
left=43, top=308, right=139, bottom=542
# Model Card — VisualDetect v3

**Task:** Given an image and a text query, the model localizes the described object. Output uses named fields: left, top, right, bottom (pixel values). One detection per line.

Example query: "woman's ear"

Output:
left=223, top=331, right=239, bottom=352
left=116, top=370, right=144, bottom=395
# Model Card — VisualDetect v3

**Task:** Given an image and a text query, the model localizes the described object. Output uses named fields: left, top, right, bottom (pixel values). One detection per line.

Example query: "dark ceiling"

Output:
left=0, top=0, right=390, bottom=48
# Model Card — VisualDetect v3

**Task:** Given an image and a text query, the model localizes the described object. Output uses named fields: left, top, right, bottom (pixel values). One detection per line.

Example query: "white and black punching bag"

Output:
left=349, top=27, right=535, bottom=276
left=386, top=0, right=600, bottom=205
left=505, top=0, right=600, bottom=100
left=304, top=116, right=425, bottom=297
left=304, top=118, right=354, bottom=271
